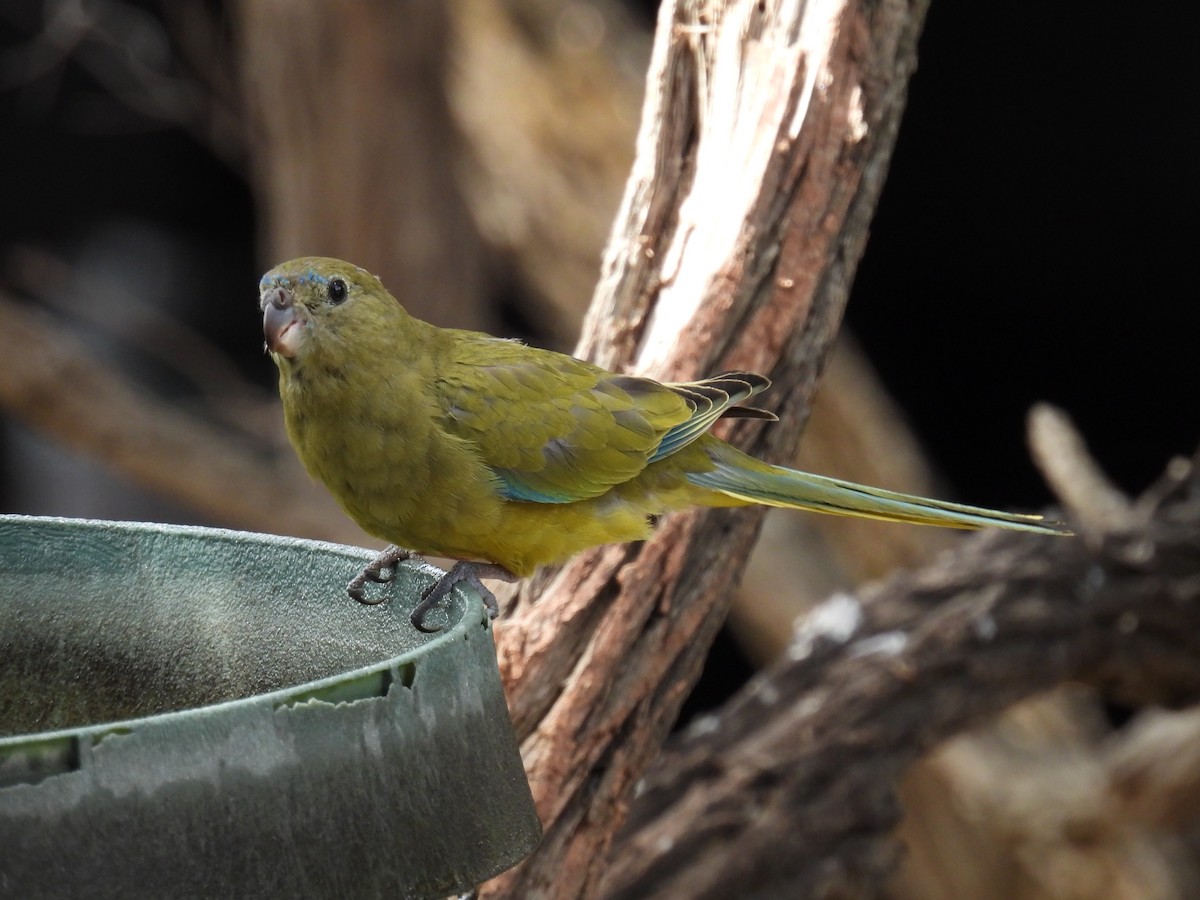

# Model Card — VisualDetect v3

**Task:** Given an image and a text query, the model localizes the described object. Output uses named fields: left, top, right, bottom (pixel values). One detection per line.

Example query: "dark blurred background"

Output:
left=3, top=0, right=1198, bottom=710
left=852, top=2, right=1200, bottom=508
left=2, top=2, right=1198, bottom=896
left=2, top=1, right=1193, bottom=520
left=2, top=0, right=1198, bottom=701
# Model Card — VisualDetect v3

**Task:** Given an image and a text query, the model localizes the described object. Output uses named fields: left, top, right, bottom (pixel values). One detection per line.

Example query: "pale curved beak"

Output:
left=262, top=286, right=302, bottom=358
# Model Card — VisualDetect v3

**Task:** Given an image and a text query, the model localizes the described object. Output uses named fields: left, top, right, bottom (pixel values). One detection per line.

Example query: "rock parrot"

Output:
left=261, top=257, right=1068, bottom=630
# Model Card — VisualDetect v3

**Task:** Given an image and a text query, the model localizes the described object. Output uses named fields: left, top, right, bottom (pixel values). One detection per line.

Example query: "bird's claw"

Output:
left=410, top=561, right=514, bottom=633
left=348, top=549, right=516, bottom=631
left=346, top=545, right=413, bottom=605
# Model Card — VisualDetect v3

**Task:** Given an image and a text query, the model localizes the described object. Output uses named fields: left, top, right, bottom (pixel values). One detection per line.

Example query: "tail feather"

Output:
left=686, top=450, right=1070, bottom=535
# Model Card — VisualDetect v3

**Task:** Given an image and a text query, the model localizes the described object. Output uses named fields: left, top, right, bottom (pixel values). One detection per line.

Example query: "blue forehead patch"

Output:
left=260, top=269, right=332, bottom=289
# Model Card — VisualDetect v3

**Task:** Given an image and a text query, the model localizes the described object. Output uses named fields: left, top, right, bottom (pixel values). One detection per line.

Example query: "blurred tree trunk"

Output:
left=448, top=0, right=647, bottom=344
left=234, top=0, right=493, bottom=331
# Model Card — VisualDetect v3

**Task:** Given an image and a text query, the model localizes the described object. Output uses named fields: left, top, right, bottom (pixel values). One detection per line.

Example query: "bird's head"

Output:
left=259, top=257, right=403, bottom=368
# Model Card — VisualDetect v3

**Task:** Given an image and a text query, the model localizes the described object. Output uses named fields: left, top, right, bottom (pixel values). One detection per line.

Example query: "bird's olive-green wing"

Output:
left=433, top=338, right=774, bottom=504
left=433, top=342, right=683, bottom=503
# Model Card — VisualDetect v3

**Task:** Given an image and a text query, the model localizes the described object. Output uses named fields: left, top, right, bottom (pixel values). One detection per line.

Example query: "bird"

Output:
left=261, top=256, right=1068, bottom=630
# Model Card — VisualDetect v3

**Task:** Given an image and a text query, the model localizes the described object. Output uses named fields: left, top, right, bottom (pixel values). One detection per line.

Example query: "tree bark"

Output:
left=600, top=445, right=1200, bottom=898
left=486, top=1, right=932, bottom=895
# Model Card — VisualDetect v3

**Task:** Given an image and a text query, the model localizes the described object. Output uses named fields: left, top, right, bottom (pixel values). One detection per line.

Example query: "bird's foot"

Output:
left=347, top=548, right=517, bottom=632
left=411, top=561, right=517, bottom=633
left=347, top=545, right=414, bottom=604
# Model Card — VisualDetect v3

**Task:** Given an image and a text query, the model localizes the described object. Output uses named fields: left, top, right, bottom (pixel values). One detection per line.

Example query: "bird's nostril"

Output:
left=271, top=286, right=292, bottom=310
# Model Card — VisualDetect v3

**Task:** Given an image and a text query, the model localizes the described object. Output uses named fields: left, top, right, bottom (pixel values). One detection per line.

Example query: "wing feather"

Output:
left=433, top=337, right=774, bottom=504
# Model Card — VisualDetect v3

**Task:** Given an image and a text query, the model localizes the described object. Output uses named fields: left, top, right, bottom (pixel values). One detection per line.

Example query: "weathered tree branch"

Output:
left=487, top=1, right=932, bottom=895
left=600, top=445, right=1200, bottom=898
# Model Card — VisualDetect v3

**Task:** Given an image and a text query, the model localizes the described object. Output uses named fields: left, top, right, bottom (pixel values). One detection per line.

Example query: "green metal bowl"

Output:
left=0, top=515, right=539, bottom=898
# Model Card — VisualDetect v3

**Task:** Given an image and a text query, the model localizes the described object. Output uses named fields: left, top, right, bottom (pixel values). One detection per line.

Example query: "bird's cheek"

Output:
left=264, top=303, right=306, bottom=358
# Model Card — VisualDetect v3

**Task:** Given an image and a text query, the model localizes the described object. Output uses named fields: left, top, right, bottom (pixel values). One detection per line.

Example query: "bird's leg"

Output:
left=411, top=561, right=518, bottom=633
left=347, top=544, right=414, bottom=604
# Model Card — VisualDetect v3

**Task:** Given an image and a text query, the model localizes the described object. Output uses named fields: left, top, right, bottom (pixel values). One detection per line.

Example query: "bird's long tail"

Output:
left=685, top=443, right=1069, bottom=535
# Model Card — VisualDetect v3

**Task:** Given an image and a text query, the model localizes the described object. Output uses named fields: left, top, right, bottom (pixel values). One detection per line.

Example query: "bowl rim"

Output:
left=0, top=514, right=483, bottom=749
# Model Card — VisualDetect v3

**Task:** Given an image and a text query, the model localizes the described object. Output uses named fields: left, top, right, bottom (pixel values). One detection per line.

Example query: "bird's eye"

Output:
left=327, top=278, right=348, bottom=305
